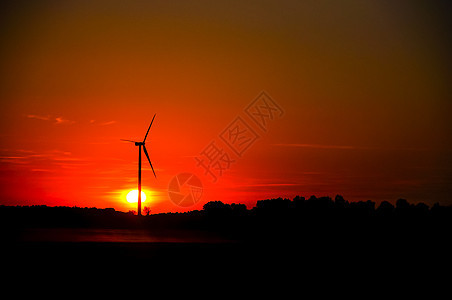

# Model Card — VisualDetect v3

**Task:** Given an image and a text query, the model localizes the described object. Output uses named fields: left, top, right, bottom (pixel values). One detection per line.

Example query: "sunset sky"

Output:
left=1, top=1, right=451, bottom=213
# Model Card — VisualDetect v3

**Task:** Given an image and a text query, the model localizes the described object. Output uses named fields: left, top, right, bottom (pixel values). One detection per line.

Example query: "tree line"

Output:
left=202, top=196, right=451, bottom=221
left=199, top=196, right=452, bottom=240
left=1, top=195, right=451, bottom=232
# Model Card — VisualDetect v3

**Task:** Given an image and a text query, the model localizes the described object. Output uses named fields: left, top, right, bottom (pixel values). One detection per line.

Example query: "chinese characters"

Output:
left=195, top=91, right=284, bottom=183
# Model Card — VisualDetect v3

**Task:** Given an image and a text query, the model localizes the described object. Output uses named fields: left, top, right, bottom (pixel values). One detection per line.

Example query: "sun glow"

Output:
left=126, top=190, right=147, bottom=203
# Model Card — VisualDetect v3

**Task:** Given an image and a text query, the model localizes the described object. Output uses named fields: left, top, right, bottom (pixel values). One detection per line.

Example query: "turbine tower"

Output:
left=121, top=114, right=157, bottom=216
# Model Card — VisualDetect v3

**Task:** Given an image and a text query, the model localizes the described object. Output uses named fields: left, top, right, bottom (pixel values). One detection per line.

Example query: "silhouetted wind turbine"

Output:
left=121, top=114, right=157, bottom=216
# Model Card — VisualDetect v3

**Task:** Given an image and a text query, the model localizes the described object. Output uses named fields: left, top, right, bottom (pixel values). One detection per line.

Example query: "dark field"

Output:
left=1, top=198, right=451, bottom=287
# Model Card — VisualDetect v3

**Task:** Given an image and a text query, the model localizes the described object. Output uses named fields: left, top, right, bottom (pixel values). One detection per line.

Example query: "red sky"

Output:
left=1, top=1, right=451, bottom=213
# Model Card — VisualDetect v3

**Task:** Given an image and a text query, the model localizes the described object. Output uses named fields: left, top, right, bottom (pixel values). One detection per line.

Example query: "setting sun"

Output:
left=126, top=190, right=146, bottom=203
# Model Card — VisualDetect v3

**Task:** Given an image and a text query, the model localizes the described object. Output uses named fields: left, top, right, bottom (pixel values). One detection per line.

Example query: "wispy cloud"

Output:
left=26, top=114, right=74, bottom=125
left=31, top=169, right=52, bottom=172
left=27, top=114, right=50, bottom=121
left=89, top=120, right=117, bottom=126
left=0, top=149, right=84, bottom=167
left=273, top=143, right=438, bottom=152
left=272, top=143, right=358, bottom=150
left=0, top=156, right=27, bottom=164
left=55, top=117, right=75, bottom=125
left=239, top=183, right=302, bottom=187
left=100, top=120, right=116, bottom=126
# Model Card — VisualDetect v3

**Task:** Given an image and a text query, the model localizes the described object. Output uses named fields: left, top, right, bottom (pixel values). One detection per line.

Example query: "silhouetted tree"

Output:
left=293, top=195, right=305, bottom=206
left=256, top=198, right=291, bottom=216
left=305, top=196, right=334, bottom=213
left=414, top=202, right=429, bottom=213
left=334, top=195, right=347, bottom=208
left=230, top=203, right=247, bottom=216
left=143, top=206, right=151, bottom=216
left=377, top=201, right=394, bottom=218
left=307, top=195, right=318, bottom=202
left=396, top=198, right=410, bottom=210
left=395, top=198, right=413, bottom=219
left=203, top=201, right=231, bottom=217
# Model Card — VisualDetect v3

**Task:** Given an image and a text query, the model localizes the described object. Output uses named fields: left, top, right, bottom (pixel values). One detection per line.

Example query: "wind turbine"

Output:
left=121, top=114, right=157, bottom=216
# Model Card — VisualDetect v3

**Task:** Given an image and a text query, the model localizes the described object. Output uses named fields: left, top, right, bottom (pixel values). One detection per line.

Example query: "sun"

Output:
left=126, top=190, right=147, bottom=203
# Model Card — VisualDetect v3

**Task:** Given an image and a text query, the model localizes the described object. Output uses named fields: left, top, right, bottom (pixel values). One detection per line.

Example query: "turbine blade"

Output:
left=143, top=145, right=156, bottom=178
left=143, top=114, right=156, bottom=143
left=120, top=139, right=137, bottom=143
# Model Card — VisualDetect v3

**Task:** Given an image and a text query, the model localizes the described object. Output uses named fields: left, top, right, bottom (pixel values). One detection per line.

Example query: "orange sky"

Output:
left=1, top=1, right=451, bottom=213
